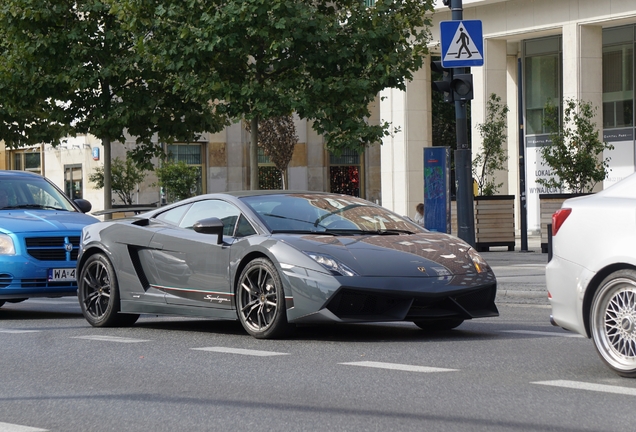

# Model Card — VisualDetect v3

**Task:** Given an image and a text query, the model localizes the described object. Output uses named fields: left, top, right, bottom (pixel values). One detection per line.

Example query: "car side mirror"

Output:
left=193, top=217, right=224, bottom=244
left=74, top=199, right=92, bottom=213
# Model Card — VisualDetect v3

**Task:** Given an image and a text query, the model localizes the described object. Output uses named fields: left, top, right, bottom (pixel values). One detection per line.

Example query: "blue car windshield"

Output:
left=241, top=193, right=423, bottom=234
left=0, top=177, right=77, bottom=211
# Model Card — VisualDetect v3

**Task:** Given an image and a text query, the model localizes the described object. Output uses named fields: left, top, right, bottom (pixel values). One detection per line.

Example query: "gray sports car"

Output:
left=77, top=191, right=498, bottom=338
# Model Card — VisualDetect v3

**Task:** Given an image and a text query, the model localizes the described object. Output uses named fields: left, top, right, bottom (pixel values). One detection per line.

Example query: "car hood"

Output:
left=277, top=232, right=481, bottom=277
left=0, top=210, right=98, bottom=233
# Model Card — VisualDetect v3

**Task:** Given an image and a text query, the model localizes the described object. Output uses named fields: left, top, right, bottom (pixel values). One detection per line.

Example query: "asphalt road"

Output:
left=1, top=292, right=636, bottom=432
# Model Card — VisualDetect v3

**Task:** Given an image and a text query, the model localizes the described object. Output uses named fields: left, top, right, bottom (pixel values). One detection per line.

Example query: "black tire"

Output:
left=6, top=298, right=27, bottom=304
left=0, top=300, right=4, bottom=308
left=236, top=258, right=291, bottom=339
left=590, top=269, right=636, bottom=378
left=78, top=253, right=139, bottom=327
left=414, top=318, right=464, bottom=331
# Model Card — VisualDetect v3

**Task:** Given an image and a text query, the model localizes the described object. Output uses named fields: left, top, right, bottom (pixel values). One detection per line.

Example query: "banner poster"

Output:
left=423, top=147, right=450, bottom=233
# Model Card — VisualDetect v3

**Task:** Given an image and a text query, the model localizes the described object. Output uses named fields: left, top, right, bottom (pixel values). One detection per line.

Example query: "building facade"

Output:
left=382, top=0, right=636, bottom=233
left=3, top=0, right=636, bottom=236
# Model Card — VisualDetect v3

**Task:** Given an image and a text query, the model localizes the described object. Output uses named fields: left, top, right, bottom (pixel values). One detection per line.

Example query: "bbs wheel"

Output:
left=414, top=318, right=464, bottom=331
left=237, top=258, right=290, bottom=339
left=78, top=253, right=139, bottom=327
left=590, top=269, right=636, bottom=378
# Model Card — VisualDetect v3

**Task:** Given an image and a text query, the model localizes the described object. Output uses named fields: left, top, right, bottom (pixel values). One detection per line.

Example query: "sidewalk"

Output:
left=479, top=235, right=550, bottom=305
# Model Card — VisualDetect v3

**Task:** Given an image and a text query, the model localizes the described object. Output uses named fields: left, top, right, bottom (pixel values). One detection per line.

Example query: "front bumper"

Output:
left=283, top=266, right=498, bottom=324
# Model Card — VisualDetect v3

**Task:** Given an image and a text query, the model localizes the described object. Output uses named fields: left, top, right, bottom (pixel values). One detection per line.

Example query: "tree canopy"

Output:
left=0, top=0, right=228, bottom=208
left=116, top=0, right=435, bottom=187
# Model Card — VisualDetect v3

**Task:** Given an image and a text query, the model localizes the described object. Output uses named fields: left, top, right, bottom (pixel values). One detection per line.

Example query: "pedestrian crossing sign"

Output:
left=440, top=20, right=484, bottom=68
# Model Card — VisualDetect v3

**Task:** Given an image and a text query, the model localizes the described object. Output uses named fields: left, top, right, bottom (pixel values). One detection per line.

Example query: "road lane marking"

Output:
left=532, top=380, right=636, bottom=396
left=0, top=329, right=41, bottom=334
left=0, top=422, right=48, bottom=432
left=192, top=347, right=289, bottom=357
left=503, top=330, right=584, bottom=338
left=72, top=336, right=150, bottom=343
left=340, top=361, right=457, bottom=373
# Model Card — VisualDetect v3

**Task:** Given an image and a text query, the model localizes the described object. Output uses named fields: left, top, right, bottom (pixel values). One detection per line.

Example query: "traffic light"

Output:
left=431, top=60, right=454, bottom=104
left=451, top=73, right=473, bottom=101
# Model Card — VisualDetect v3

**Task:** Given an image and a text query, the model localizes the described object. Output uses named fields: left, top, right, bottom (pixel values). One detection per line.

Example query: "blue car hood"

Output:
left=0, top=210, right=98, bottom=233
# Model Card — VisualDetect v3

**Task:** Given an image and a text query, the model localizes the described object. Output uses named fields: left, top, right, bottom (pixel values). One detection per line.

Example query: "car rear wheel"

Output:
left=414, top=318, right=464, bottom=331
left=78, top=253, right=139, bottom=327
left=591, top=269, right=636, bottom=378
left=237, top=258, right=290, bottom=339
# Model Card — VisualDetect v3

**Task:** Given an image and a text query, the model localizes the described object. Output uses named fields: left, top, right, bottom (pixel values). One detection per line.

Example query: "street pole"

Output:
left=450, top=0, right=475, bottom=246
left=517, top=58, right=529, bottom=251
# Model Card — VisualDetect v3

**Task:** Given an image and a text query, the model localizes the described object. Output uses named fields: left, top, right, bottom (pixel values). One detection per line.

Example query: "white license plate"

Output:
left=48, top=268, right=76, bottom=282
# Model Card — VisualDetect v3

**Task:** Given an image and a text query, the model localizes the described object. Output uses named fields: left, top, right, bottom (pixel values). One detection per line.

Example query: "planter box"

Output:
left=450, top=196, right=516, bottom=252
left=474, top=195, right=515, bottom=252
left=539, top=193, right=591, bottom=253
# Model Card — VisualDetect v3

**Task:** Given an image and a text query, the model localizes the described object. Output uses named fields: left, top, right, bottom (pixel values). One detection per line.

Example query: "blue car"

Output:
left=0, top=170, right=98, bottom=307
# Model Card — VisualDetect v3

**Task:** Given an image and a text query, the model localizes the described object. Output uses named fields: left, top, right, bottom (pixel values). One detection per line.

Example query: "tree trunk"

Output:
left=102, top=136, right=113, bottom=220
left=250, top=117, right=259, bottom=190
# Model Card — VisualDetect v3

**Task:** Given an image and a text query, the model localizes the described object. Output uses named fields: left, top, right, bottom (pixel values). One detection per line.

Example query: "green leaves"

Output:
left=473, top=93, right=509, bottom=196
left=538, top=98, right=614, bottom=193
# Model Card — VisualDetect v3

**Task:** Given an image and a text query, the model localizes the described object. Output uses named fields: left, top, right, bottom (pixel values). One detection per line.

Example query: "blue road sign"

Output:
left=440, top=20, right=484, bottom=68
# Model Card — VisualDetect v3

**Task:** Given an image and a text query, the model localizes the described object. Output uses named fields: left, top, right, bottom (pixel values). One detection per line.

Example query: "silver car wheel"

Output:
left=78, top=253, right=139, bottom=327
left=591, top=270, right=636, bottom=377
left=81, top=257, right=113, bottom=321
left=237, top=258, right=289, bottom=339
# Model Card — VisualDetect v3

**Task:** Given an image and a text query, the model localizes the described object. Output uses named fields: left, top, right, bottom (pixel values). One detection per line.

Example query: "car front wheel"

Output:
left=78, top=253, right=139, bottom=327
left=237, top=258, right=291, bottom=339
left=590, top=269, right=636, bottom=378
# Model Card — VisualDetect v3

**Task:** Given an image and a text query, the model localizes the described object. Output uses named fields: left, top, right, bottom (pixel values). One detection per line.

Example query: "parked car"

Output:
left=76, top=191, right=498, bottom=339
left=546, top=172, right=636, bottom=377
left=0, top=170, right=97, bottom=308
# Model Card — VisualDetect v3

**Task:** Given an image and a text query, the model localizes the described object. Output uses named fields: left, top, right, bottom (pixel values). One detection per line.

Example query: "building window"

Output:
left=258, top=147, right=283, bottom=190
left=329, top=149, right=362, bottom=198
left=602, top=26, right=634, bottom=129
left=524, top=36, right=562, bottom=135
left=166, top=143, right=206, bottom=195
left=64, top=165, right=83, bottom=200
left=11, top=148, right=41, bottom=174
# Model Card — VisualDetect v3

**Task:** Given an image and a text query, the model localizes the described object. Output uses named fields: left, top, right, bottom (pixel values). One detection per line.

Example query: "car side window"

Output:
left=155, top=204, right=192, bottom=226
left=235, top=214, right=257, bottom=238
left=179, top=200, right=244, bottom=237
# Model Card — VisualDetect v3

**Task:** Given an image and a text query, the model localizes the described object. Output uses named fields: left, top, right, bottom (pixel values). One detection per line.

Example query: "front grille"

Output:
left=325, top=284, right=498, bottom=321
left=20, top=278, right=78, bottom=289
left=0, top=274, right=13, bottom=288
left=25, top=236, right=81, bottom=261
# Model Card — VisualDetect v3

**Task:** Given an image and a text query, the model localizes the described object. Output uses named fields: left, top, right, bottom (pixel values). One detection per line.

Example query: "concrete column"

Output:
left=471, top=38, right=509, bottom=194
left=562, top=23, right=603, bottom=108
left=562, top=23, right=603, bottom=190
left=380, top=62, right=432, bottom=216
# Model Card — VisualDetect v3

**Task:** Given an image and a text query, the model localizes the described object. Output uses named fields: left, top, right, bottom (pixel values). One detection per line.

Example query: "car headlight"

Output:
left=467, top=248, right=489, bottom=273
left=0, top=233, right=16, bottom=255
left=302, top=251, right=359, bottom=277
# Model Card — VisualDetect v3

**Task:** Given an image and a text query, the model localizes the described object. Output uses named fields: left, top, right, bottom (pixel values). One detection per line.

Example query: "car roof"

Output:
left=220, top=190, right=337, bottom=198
left=0, top=170, right=44, bottom=179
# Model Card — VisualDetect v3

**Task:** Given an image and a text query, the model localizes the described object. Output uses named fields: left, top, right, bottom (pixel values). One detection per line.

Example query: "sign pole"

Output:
left=450, top=0, right=475, bottom=246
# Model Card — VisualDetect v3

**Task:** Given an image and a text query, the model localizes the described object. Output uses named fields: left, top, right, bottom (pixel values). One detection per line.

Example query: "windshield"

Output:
left=0, top=176, right=78, bottom=212
left=241, top=193, right=424, bottom=234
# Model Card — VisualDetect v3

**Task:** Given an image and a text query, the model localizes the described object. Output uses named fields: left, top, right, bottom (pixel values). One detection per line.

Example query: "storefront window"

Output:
left=524, top=37, right=562, bottom=135
left=602, top=27, right=634, bottom=129
left=257, top=147, right=283, bottom=190
left=11, top=149, right=41, bottom=174
left=167, top=144, right=205, bottom=195
left=329, top=149, right=362, bottom=197
left=64, top=165, right=83, bottom=200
